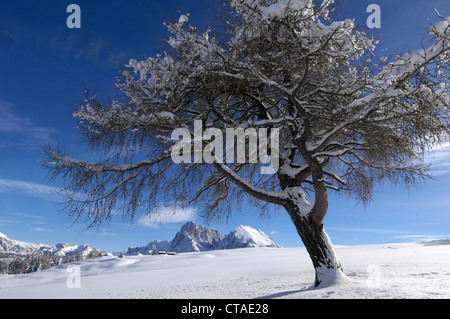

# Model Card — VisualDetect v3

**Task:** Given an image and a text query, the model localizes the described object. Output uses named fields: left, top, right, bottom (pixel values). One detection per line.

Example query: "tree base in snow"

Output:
left=314, top=266, right=349, bottom=288
left=287, top=207, right=345, bottom=287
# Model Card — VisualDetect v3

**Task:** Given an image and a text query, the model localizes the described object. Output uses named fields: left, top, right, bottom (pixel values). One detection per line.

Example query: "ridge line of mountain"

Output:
left=1, top=221, right=280, bottom=257
left=126, top=221, right=280, bottom=255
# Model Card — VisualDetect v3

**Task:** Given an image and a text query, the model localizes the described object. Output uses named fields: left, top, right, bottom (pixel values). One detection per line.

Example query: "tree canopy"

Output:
left=43, top=0, right=449, bottom=254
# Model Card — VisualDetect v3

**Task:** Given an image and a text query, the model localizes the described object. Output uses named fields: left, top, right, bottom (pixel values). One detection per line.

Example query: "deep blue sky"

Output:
left=0, top=0, right=449, bottom=252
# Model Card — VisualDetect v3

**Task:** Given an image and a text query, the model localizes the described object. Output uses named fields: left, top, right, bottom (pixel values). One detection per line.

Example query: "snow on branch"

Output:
left=46, top=149, right=170, bottom=174
left=43, top=1, right=450, bottom=226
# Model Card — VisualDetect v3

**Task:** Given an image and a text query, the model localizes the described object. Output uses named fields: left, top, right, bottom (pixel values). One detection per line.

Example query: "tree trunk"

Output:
left=286, top=204, right=345, bottom=287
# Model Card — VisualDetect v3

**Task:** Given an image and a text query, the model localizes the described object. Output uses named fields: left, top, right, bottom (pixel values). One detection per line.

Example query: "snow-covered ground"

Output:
left=0, top=242, right=449, bottom=299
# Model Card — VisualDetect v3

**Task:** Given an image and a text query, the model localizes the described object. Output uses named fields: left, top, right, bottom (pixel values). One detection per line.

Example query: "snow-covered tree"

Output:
left=44, top=0, right=450, bottom=286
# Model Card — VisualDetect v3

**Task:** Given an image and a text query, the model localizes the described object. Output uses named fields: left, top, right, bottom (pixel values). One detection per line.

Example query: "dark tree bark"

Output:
left=284, top=192, right=344, bottom=287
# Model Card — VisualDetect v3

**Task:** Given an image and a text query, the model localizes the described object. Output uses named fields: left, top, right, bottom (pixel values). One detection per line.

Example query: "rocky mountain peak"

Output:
left=0, top=232, right=102, bottom=257
left=127, top=221, right=279, bottom=255
left=170, top=222, right=223, bottom=253
left=219, top=225, right=279, bottom=249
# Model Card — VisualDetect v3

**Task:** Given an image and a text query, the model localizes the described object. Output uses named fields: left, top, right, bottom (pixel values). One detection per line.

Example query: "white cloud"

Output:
left=0, top=179, right=62, bottom=198
left=2, top=23, right=124, bottom=68
left=138, top=206, right=196, bottom=228
left=393, top=234, right=448, bottom=243
left=8, top=212, right=45, bottom=219
left=327, top=226, right=408, bottom=235
left=86, top=38, right=104, bottom=62
left=0, top=219, right=18, bottom=224
left=425, top=141, right=450, bottom=176
left=73, top=38, right=128, bottom=68
left=30, top=227, right=54, bottom=233
left=95, top=232, right=118, bottom=237
left=0, top=99, right=56, bottom=149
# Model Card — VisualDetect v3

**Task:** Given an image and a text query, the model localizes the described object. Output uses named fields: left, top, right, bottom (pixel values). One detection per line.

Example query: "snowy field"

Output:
left=0, top=242, right=449, bottom=299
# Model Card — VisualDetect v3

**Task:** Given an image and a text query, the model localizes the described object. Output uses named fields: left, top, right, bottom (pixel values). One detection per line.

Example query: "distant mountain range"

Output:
left=126, top=221, right=280, bottom=255
left=0, top=221, right=279, bottom=258
left=0, top=231, right=103, bottom=258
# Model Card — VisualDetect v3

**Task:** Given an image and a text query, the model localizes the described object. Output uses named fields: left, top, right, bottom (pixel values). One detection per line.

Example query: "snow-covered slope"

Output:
left=1, top=242, right=449, bottom=299
left=126, top=222, right=279, bottom=254
left=52, top=243, right=100, bottom=258
left=0, top=232, right=54, bottom=256
left=127, top=240, right=172, bottom=255
left=0, top=232, right=102, bottom=258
